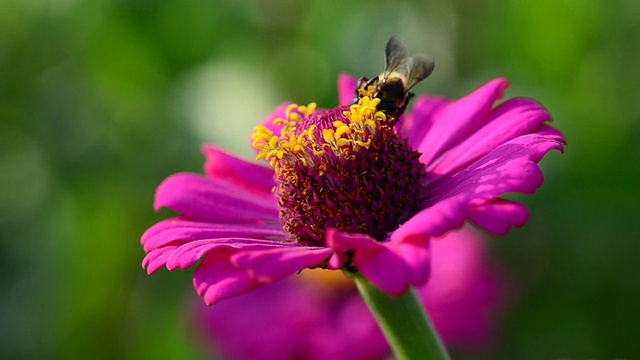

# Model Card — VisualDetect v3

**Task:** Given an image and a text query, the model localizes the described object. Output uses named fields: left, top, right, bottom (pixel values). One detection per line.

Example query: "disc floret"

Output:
left=252, top=96, right=425, bottom=246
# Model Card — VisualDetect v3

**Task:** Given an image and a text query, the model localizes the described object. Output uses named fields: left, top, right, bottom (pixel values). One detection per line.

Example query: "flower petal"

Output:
left=154, top=172, right=279, bottom=223
left=428, top=154, right=544, bottom=205
left=416, top=78, right=510, bottom=165
left=387, top=238, right=432, bottom=286
left=354, top=252, right=412, bottom=295
left=198, top=278, right=323, bottom=359
left=466, top=199, right=529, bottom=236
left=396, top=127, right=564, bottom=240
left=421, top=226, right=504, bottom=349
left=404, top=96, right=449, bottom=150
left=231, top=246, right=334, bottom=283
left=143, top=236, right=291, bottom=274
left=141, top=217, right=285, bottom=253
left=202, top=145, right=276, bottom=196
left=326, top=229, right=430, bottom=296
left=428, top=97, right=553, bottom=177
left=164, top=238, right=292, bottom=270
left=391, top=194, right=468, bottom=241
left=194, top=252, right=262, bottom=305
left=338, top=73, right=358, bottom=106
left=142, top=245, right=178, bottom=274
left=427, top=126, right=565, bottom=204
left=192, top=245, right=332, bottom=305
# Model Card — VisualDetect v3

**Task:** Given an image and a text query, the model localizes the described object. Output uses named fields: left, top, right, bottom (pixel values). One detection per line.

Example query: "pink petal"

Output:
left=143, top=245, right=178, bottom=274
left=141, top=217, right=285, bottom=252
left=154, top=172, right=279, bottom=223
left=192, top=245, right=332, bottom=305
left=164, top=238, right=293, bottom=270
left=326, top=231, right=403, bottom=294
left=428, top=128, right=566, bottom=204
left=231, top=247, right=333, bottom=283
left=326, top=228, right=381, bottom=253
left=198, top=278, right=322, bottom=359
left=194, top=252, right=262, bottom=305
left=416, top=78, right=510, bottom=165
left=357, top=249, right=412, bottom=296
left=387, top=239, right=432, bottom=286
left=325, top=228, right=377, bottom=269
left=326, top=230, right=431, bottom=296
left=429, top=156, right=544, bottom=206
left=403, top=96, right=449, bottom=150
left=428, top=97, right=552, bottom=177
left=467, top=199, right=529, bottom=236
left=420, top=226, right=504, bottom=348
left=397, top=128, right=563, bottom=240
left=338, top=73, right=358, bottom=106
left=391, top=194, right=468, bottom=242
left=521, top=125, right=567, bottom=160
left=202, top=145, right=276, bottom=196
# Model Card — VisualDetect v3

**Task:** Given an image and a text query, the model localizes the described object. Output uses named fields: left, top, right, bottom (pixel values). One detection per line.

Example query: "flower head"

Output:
left=141, top=73, right=564, bottom=304
left=252, top=97, right=425, bottom=247
left=194, top=226, right=504, bottom=360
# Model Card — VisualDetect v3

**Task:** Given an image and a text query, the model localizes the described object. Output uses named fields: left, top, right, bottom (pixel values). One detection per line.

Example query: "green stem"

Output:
left=354, top=274, right=451, bottom=360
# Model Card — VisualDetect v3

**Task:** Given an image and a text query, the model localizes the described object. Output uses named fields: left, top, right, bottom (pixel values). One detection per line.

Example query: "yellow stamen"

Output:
left=251, top=96, right=393, bottom=168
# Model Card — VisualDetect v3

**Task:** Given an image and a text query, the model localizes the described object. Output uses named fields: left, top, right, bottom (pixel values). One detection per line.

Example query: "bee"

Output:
left=352, top=36, right=435, bottom=119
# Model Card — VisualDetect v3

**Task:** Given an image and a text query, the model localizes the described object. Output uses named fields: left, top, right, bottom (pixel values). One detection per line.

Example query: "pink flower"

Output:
left=141, top=74, right=564, bottom=304
left=194, top=226, right=504, bottom=360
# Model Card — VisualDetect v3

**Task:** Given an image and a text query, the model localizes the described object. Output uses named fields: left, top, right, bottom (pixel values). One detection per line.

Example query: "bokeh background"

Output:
left=1, top=0, right=639, bottom=359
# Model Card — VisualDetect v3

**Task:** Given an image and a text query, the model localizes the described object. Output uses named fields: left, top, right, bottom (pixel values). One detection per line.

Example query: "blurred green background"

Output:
left=1, top=0, right=639, bottom=359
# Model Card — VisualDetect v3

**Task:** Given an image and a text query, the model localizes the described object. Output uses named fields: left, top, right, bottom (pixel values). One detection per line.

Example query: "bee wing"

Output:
left=384, top=36, right=410, bottom=77
left=404, top=54, right=435, bottom=90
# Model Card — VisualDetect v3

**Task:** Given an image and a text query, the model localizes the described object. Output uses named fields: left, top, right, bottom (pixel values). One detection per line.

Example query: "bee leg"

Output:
left=364, top=76, right=377, bottom=87
left=397, top=92, right=415, bottom=116
left=351, top=77, right=369, bottom=105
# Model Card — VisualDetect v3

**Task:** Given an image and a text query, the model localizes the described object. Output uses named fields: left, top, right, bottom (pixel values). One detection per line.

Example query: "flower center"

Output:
left=252, top=97, right=425, bottom=246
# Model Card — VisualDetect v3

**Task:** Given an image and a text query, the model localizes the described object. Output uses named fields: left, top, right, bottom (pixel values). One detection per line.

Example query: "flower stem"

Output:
left=354, top=275, right=451, bottom=360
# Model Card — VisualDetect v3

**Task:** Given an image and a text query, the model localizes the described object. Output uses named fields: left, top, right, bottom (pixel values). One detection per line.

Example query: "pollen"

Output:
left=252, top=96, right=425, bottom=246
